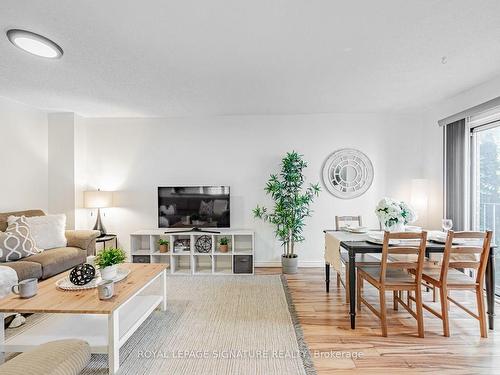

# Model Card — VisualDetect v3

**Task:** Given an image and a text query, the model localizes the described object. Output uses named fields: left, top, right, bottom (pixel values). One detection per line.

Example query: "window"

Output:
left=469, top=120, right=500, bottom=292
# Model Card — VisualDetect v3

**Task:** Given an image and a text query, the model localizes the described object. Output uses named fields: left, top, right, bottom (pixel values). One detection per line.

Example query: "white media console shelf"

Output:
left=130, top=230, right=254, bottom=275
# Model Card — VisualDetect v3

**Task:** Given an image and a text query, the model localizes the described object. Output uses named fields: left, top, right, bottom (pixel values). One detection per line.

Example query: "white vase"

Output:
left=100, top=265, right=117, bottom=280
left=382, top=221, right=405, bottom=232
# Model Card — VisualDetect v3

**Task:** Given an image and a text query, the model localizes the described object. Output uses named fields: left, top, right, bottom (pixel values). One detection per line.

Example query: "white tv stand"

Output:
left=130, top=229, right=254, bottom=275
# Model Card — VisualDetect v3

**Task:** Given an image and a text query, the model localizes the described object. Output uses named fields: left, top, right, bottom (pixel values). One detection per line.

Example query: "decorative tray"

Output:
left=55, top=268, right=130, bottom=291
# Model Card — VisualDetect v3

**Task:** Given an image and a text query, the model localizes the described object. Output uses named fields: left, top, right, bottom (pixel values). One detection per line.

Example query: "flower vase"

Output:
left=382, top=221, right=405, bottom=232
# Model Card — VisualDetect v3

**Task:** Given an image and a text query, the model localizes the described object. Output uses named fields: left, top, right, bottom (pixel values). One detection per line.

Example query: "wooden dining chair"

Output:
left=412, top=230, right=492, bottom=338
left=335, top=215, right=363, bottom=231
left=335, top=215, right=363, bottom=290
left=357, top=231, right=428, bottom=337
left=330, top=215, right=380, bottom=303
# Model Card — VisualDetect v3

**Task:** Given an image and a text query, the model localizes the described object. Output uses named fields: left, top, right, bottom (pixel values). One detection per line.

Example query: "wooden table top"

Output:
left=0, top=263, right=167, bottom=314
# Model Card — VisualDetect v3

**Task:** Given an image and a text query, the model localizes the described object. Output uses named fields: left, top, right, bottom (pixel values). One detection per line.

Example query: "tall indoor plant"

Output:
left=253, top=151, right=320, bottom=273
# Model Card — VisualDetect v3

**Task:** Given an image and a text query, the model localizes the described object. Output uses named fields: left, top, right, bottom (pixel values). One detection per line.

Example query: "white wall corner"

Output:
left=48, top=112, right=76, bottom=229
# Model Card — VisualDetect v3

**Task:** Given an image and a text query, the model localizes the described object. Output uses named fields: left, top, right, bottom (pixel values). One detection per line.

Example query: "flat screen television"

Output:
left=158, top=186, right=230, bottom=228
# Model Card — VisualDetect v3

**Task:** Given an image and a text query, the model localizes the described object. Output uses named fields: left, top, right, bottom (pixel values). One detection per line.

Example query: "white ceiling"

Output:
left=1, top=0, right=500, bottom=117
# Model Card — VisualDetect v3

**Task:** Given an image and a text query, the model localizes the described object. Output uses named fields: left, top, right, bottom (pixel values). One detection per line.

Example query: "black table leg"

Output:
left=349, top=251, right=356, bottom=329
left=486, top=249, right=496, bottom=330
left=325, top=263, right=330, bottom=293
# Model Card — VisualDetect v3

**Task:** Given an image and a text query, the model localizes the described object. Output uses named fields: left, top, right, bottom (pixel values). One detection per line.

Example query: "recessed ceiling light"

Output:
left=6, top=29, right=63, bottom=59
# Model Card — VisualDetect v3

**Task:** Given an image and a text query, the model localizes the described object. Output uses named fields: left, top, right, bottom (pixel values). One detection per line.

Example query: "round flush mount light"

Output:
left=6, top=29, right=63, bottom=59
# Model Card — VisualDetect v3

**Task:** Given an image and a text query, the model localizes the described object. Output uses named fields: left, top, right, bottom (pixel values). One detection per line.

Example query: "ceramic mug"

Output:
left=97, top=280, right=114, bottom=300
left=12, top=278, right=38, bottom=298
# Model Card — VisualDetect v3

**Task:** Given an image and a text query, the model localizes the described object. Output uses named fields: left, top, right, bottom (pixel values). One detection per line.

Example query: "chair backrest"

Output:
left=335, top=215, right=362, bottom=231
left=440, top=230, right=493, bottom=285
left=379, top=231, right=428, bottom=285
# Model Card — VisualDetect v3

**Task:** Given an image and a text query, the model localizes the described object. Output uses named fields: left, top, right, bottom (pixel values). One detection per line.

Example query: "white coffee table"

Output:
left=0, top=263, right=167, bottom=374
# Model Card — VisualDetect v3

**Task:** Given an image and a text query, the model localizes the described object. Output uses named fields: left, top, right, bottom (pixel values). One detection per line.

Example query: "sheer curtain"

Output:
left=444, top=119, right=467, bottom=231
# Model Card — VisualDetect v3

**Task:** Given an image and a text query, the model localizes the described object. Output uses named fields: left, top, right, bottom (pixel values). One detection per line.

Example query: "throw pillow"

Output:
left=199, top=200, right=214, bottom=217
left=213, top=199, right=228, bottom=216
left=0, top=216, right=42, bottom=262
left=8, top=214, right=67, bottom=250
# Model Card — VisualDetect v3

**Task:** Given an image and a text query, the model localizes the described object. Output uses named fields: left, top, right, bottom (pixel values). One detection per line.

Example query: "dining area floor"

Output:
left=257, top=267, right=500, bottom=375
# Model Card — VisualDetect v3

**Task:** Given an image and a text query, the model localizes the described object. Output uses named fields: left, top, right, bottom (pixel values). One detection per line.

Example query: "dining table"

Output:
left=323, top=230, right=497, bottom=331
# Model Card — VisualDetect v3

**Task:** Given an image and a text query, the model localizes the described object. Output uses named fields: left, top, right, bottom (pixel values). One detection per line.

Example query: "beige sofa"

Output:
left=0, top=210, right=100, bottom=281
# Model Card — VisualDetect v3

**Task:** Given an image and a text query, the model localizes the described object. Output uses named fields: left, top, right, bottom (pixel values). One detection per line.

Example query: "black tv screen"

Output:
left=158, top=186, right=230, bottom=228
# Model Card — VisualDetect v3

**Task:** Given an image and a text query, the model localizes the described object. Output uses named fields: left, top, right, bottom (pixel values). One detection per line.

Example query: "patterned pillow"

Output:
left=0, top=216, right=42, bottom=262
left=199, top=200, right=214, bottom=217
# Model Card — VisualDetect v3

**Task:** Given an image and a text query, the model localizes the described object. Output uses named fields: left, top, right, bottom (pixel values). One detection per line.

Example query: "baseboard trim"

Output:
left=255, top=261, right=324, bottom=268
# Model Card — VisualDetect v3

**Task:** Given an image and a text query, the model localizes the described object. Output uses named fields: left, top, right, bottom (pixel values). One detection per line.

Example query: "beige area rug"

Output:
left=6, top=275, right=315, bottom=375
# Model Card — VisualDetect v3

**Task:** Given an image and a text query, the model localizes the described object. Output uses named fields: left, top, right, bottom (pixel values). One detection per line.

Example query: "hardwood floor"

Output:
left=256, top=267, right=500, bottom=375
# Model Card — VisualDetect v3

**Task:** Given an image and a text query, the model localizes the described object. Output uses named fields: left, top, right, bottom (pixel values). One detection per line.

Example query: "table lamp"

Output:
left=84, top=189, right=113, bottom=237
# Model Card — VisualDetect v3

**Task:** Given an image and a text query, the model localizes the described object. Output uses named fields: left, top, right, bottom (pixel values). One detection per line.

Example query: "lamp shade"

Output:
left=84, top=190, right=113, bottom=208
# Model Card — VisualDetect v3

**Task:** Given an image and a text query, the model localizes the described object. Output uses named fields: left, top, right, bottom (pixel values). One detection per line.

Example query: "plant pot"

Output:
left=282, top=255, right=298, bottom=274
left=219, top=244, right=229, bottom=253
left=159, top=244, right=169, bottom=253
left=100, top=264, right=117, bottom=280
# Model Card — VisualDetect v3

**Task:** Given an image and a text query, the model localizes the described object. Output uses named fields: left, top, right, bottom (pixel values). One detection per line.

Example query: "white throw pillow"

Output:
left=8, top=214, right=67, bottom=250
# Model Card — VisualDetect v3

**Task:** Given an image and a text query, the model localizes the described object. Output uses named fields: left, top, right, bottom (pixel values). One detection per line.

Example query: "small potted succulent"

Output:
left=219, top=237, right=229, bottom=253
left=158, top=238, right=169, bottom=253
left=95, top=247, right=126, bottom=280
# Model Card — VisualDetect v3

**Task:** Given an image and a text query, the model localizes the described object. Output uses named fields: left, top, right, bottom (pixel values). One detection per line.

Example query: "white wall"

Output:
left=48, top=113, right=76, bottom=229
left=77, top=113, right=425, bottom=265
left=0, top=97, right=48, bottom=212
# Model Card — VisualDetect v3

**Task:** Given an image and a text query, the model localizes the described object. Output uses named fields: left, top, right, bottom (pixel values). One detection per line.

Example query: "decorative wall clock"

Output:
left=322, top=148, right=374, bottom=199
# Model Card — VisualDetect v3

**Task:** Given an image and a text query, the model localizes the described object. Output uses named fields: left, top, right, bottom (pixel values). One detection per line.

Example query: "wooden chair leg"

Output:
left=393, top=291, right=398, bottom=311
left=476, top=285, right=487, bottom=338
left=439, top=285, right=450, bottom=337
left=379, top=290, right=388, bottom=337
left=407, top=291, right=412, bottom=310
left=356, top=273, right=362, bottom=312
left=336, top=273, right=341, bottom=287
left=415, top=286, right=425, bottom=338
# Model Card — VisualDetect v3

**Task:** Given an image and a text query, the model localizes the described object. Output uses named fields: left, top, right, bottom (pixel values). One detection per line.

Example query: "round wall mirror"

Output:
left=322, top=148, right=374, bottom=199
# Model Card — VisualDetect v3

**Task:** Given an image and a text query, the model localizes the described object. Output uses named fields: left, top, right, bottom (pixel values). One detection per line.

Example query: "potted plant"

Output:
left=219, top=237, right=229, bottom=253
left=158, top=239, right=169, bottom=253
left=190, top=213, right=202, bottom=225
left=95, top=247, right=126, bottom=280
left=253, top=151, right=320, bottom=274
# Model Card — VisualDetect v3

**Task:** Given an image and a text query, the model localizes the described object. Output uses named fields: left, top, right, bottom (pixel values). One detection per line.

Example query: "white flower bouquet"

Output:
left=375, top=198, right=417, bottom=231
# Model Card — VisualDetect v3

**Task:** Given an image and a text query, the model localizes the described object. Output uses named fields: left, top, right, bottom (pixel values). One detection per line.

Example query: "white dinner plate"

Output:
left=366, top=233, right=422, bottom=246
left=342, top=226, right=369, bottom=234
left=405, top=226, right=422, bottom=232
left=428, top=231, right=466, bottom=244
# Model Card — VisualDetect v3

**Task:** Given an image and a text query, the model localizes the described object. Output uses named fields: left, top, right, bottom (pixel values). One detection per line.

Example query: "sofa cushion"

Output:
left=0, top=216, right=42, bottom=262
left=0, top=339, right=90, bottom=375
left=2, top=261, right=42, bottom=281
left=27, top=247, right=86, bottom=279
left=8, top=213, right=67, bottom=250
left=0, top=210, right=45, bottom=232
